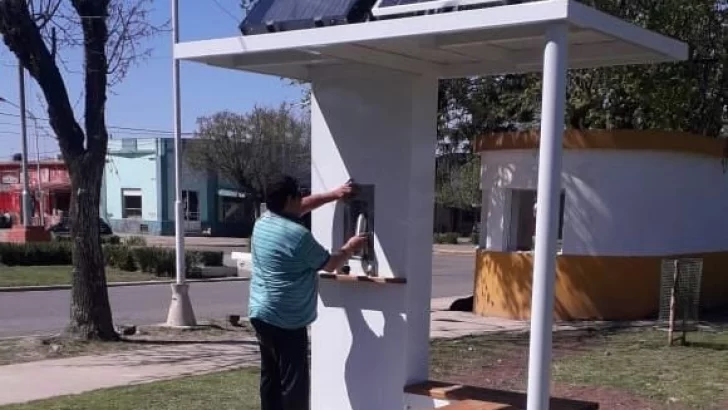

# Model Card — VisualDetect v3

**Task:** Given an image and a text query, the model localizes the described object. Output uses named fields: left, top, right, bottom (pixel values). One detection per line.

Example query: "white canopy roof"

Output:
left=174, top=0, right=687, bottom=80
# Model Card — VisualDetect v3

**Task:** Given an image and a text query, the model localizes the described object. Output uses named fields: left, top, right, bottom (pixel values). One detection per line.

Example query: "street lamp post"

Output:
left=165, top=0, right=197, bottom=327
left=0, top=63, right=32, bottom=227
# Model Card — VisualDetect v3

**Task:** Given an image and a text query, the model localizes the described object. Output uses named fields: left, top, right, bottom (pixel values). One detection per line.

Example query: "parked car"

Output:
left=48, top=218, right=113, bottom=238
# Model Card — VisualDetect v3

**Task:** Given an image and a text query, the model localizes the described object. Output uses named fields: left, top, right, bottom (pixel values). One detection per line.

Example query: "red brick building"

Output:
left=0, top=159, right=71, bottom=228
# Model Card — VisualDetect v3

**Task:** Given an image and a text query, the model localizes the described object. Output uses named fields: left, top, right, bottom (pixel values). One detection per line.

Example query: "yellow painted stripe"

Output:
left=474, top=250, right=728, bottom=321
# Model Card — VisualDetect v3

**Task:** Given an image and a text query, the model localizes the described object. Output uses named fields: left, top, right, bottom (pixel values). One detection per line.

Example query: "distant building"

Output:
left=474, top=130, right=728, bottom=321
left=0, top=158, right=71, bottom=227
left=102, top=138, right=256, bottom=237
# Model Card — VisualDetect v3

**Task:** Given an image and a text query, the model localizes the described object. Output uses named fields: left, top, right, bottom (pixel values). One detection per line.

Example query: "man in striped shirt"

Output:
left=248, top=174, right=368, bottom=410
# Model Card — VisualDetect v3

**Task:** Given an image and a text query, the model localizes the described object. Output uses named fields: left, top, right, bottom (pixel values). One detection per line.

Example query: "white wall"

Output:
left=104, top=140, right=159, bottom=222
left=309, top=67, right=437, bottom=410
left=482, top=149, right=728, bottom=256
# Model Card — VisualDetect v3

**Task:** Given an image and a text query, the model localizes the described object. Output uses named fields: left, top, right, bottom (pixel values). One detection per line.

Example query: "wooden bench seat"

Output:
left=435, top=399, right=518, bottom=410
left=405, top=381, right=598, bottom=410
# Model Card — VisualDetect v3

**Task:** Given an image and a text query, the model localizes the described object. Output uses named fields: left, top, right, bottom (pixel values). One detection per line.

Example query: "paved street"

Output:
left=0, top=254, right=474, bottom=338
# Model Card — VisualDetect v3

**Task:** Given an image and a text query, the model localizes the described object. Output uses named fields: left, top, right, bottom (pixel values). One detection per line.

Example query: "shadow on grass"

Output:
left=121, top=339, right=257, bottom=346
left=685, top=341, right=728, bottom=351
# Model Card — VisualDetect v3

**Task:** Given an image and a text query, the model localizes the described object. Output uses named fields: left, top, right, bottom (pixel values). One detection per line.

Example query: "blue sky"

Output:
left=0, top=0, right=304, bottom=160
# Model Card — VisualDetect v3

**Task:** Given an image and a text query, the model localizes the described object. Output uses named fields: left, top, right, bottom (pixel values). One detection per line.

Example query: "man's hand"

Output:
left=322, top=234, right=369, bottom=273
left=342, top=234, right=368, bottom=254
left=332, top=180, right=356, bottom=200
left=300, top=180, right=357, bottom=217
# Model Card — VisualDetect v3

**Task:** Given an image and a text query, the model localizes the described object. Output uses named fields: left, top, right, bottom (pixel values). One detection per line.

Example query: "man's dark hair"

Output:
left=265, top=174, right=301, bottom=214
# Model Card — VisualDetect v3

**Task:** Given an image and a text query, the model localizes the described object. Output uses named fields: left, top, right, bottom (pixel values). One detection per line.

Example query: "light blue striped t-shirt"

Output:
left=248, top=211, right=330, bottom=329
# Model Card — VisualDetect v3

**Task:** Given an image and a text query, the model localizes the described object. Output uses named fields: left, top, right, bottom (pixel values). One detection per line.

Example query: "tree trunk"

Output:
left=65, top=157, right=118, bottom=341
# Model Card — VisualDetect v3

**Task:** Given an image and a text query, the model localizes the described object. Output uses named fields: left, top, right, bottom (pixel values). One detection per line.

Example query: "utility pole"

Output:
left=165, top=0, right=197, bottom=327
left=34, top=125, right=44, bottom=227
left=18, top=63, right=31, bottom=227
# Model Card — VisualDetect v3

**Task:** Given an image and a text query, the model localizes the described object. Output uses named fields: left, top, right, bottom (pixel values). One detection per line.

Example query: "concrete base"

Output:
left=0, top=226, right=51, bottom=244
left=165, top=283, right=197, bottom=327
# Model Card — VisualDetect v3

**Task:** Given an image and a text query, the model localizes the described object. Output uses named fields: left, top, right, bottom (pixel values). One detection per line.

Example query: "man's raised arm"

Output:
left=298, top=180, right=355, bottom=217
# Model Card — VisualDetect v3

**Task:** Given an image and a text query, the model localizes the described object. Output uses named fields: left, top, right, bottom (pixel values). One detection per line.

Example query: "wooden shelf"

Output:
left=433, top=400, right=516, bottom=410
left=318, top=273, right=406, bottom=284
left=405, top=381, right=598, bottom=410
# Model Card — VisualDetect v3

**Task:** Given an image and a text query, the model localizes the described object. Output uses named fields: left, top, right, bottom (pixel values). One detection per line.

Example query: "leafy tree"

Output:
left=186, top=105, right=310, bottom=216
left=442, top=0, right=727, bottom=142
left=435, top=154, right=481, bottom=209
left=0, top=0, right=162, bottom=340
left=437, top=75, right=540, bottom=153
left=568, top=0, right=728, bottom=136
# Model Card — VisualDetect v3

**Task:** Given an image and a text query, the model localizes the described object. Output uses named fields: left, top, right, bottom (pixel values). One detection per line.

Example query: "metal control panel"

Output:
left=342, top=183, right=377, bottom=276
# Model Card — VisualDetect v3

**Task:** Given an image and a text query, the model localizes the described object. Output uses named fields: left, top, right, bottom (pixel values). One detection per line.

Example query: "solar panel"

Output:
left=372, top=0, right=510, bottom=18
left=240, top=0, right=377, bottom=36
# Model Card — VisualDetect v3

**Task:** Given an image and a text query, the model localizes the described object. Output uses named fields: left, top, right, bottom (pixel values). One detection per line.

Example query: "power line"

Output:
left=0, top=111, right=196, bottom=136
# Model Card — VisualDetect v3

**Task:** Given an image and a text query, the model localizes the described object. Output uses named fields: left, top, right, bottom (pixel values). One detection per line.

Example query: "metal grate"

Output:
left=659, top=258, right=703, bottom=332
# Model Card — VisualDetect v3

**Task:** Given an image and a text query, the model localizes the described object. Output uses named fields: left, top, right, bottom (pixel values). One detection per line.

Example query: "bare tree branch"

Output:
left=0, top=0, right=85, bottom=157
left=0, top=0, right=166, bottom=341
left=187, top=105, right=311, bottom=212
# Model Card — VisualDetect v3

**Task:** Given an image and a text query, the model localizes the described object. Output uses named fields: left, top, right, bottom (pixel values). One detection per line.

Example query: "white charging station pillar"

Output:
left=309, top=67, right=438, bottom=410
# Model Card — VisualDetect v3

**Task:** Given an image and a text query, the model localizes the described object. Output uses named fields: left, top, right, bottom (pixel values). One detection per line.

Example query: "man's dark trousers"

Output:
left=251, top=318, right=310, bottom=410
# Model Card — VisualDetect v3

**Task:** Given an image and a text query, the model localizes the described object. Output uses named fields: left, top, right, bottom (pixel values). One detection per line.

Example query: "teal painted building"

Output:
left=102, top=138, right=256, bottom=237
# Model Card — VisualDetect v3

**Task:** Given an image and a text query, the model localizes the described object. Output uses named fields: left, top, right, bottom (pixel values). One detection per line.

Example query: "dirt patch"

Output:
left=0, top=319, right=255, bottom=366
left=554, top=385, right=687, bottom=410
left=430, top=329, right=720, bottom=410
left=430, top=330, right=597, bottom=391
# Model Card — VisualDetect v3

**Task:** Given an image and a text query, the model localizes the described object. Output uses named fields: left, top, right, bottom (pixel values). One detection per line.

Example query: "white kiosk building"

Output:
left=474, top=130, right=728, bottom=322
left=170, top=1, right=687, bottom=409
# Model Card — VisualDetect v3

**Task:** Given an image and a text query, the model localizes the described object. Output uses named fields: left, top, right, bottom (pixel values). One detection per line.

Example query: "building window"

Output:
left=507, top=189, right=565, bottom=252
left=122, top=189, right=142, bottom=219
left=218, top=192, right=254, bottom=223
left=182, top=190, right=199, bottom=221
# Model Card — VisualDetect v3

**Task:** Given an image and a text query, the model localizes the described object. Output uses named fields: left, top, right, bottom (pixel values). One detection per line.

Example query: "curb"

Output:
left=0, top=276, right=250, bottom=293
left=432, top=249, right=476, bottom=256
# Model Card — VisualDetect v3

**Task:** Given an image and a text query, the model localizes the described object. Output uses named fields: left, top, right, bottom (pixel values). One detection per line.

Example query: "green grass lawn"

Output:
left=0, top=266, right=161, bottom=287
left=553, top=330, right=728, bottom=409
left=0, top=369, right=260, bottom=410
left=430, top=329, right=728, bottom=409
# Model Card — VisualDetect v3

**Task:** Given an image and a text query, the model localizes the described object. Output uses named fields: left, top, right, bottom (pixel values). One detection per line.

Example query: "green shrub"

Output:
left=124, top=236, right=147, bottom=247
left=433, top=232, right=459, bottom=244
left=104, top=245, right=137, bottom=272
left=103, top=235, right=121, bottom=245
left=0, top=242, right=222, bottom=278
left=0, top=242, right=72, bottom=266
left=132, top=247, right=158, bottom=273
left=52, top=235, right=120, bottom=245
left=151, top=248, right=175, bottom=277
left=186, top=251, right=204, bottom=278
left=199, top=251, right=224, bottom=267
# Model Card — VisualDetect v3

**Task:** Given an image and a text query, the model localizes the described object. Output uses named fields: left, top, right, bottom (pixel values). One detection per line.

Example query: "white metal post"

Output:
left=166, top=0, right=197, bottom=327
left=526, top=23, right=568, bottom=410
left=172, top=0, right=185, bottom=286
left=18, top=64, right=31, bottom=227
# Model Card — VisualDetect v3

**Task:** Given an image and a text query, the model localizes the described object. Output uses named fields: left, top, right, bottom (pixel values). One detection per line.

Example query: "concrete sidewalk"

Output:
left=0, top=341, right=259, bottom=406
left=0, top=298, right=582, bottom=406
